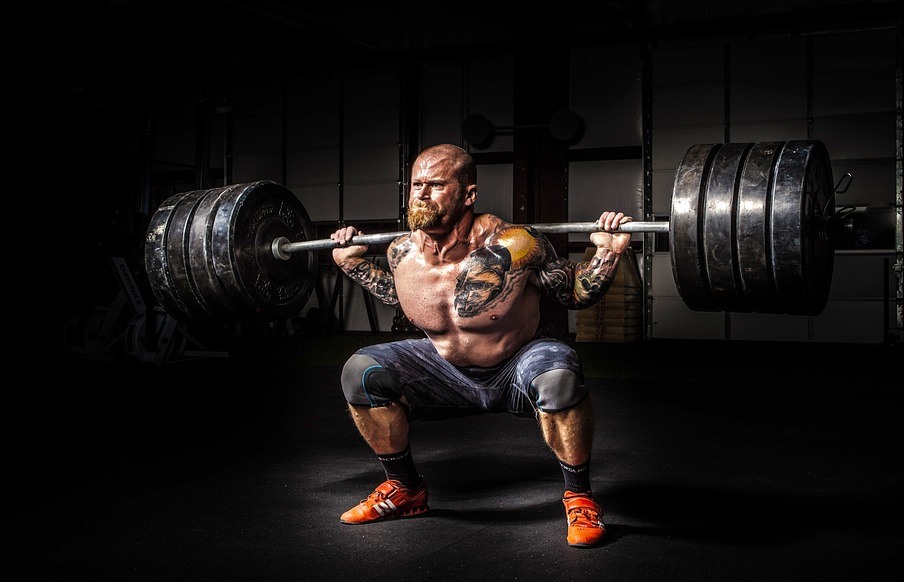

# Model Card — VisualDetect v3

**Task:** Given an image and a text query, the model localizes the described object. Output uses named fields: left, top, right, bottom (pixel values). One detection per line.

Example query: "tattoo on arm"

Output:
left=339, top=235, right=413, bottom=306
left=537, top=234, right=622, bottom=308
left=574, top=249, right=621, bottom=304
left=344, top=260, right=399, bottom=305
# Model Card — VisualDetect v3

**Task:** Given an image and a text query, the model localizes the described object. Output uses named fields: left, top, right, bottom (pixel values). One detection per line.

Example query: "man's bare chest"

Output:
left=394, top=252, right=529, bottom=319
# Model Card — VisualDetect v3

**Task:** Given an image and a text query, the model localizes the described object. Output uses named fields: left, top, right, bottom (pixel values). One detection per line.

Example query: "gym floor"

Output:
left=16, top=332, right=902, bottom=581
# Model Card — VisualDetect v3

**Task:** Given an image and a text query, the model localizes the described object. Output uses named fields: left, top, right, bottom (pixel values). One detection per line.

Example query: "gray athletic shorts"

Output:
left=351, top=337, right=585, bottom=421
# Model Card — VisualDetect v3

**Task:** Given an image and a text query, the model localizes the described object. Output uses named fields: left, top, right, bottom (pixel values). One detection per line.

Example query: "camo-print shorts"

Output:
left=353, top=337, right=585, bottom=421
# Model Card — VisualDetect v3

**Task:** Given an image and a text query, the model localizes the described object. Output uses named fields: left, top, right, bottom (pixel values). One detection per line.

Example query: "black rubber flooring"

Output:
left=14, top=334, right=903, bottom=581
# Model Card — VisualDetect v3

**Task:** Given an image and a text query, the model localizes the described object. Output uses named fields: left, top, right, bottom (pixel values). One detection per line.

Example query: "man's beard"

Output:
left=407, top=201, right=442, bottom=231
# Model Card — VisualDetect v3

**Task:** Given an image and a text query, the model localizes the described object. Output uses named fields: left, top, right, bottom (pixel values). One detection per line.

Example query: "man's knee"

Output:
left=531, top=368, right=587, bottom=413
left=341, top=354, right=400, bottom=407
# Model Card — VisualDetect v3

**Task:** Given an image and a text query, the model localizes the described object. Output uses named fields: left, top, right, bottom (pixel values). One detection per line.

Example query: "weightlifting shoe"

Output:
left=340, top=479, right=429, bottom=524
left=563, top=491, right=606, bottom=547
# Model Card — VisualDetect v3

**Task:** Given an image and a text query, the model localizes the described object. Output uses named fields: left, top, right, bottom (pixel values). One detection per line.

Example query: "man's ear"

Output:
left=465, top=185, right=477, bottom=207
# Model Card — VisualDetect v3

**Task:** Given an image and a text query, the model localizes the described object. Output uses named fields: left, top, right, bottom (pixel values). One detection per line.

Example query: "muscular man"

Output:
left=330, top=143, right=632, bottom=548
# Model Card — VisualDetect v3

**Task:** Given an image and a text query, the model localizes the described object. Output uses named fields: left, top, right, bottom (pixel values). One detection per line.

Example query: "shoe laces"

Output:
left=568, top=504, right=602, bottom=528
left=362, top=480, right=404, bottom=504
left=363, top=488, right=392, bottom=504
left=365, top=491, right=386, bottom=503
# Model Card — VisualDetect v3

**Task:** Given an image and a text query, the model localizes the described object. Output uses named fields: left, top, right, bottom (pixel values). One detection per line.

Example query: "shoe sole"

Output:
left=567, top=530, right=606, bottom=548
left=568, top=540, right=602, bottom=548
left=340, top=505, right=430, bottom=525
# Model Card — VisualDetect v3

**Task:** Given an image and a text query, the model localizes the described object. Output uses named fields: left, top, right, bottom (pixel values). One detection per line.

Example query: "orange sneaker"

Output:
left=563, top=491, right=606, bottom=547
left=340, top=479, right=429, bottom=524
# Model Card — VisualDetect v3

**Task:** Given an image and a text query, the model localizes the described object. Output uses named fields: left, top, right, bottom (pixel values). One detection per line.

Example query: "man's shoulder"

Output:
left=485, top=223, right=547, bottom=268
left=387, top=233, right=417, bottom=265
left=388, top=232, right=414, bottom=249
left=473, top=213, right=511, bottom=233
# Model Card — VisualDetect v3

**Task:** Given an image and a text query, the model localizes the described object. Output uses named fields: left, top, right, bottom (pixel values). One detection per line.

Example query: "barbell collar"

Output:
left=272, top=221, right=669, bottom=259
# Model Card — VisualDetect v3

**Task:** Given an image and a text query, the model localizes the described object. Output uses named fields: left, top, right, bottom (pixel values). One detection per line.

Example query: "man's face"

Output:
left=407, top=154, right=469, bottom=231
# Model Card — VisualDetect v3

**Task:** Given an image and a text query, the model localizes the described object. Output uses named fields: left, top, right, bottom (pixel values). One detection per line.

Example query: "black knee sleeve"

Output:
left=531, top=368, right=587, bottom=413
left=340, top=354, right=400, bottom=407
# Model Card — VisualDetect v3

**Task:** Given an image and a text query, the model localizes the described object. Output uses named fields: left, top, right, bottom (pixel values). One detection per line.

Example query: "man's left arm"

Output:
left=535, top=211, right=633, bottom=309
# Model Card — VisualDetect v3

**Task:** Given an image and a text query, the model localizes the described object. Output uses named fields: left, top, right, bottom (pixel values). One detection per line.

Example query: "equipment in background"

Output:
left=65, top=256, right=228, bottom=365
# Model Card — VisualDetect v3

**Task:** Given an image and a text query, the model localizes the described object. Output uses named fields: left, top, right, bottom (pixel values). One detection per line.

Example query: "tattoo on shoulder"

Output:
left=388, top=236, right=414, bottom=270
left=453, top=226, right=547, bottom=317
left=492, top=226, right=546, bottom=268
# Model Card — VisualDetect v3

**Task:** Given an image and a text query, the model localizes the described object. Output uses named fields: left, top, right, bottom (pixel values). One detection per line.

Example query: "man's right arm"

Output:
left=331, top=226, right=399, bottom=305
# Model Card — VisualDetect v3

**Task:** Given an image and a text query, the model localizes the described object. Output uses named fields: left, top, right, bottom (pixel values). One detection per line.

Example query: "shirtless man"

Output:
left=330, top=143, right=632, bottom=548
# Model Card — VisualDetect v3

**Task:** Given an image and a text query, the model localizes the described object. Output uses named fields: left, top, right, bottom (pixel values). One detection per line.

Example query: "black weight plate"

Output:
left=210, top=181, right=317, bottom=320
left=187, top=184, right=249, bottom=319
left=145, top=190, right=208, bottom=321
left=770, top=140, right=835, bottom=315
left=145, top=191, right=186, bottom=319
left=702, top=142, right=753, bottom=312
left=670, top=143, right=721, bottom=311
left=161, top=189, right=217, bottom=321
left=736, top=142, right=784, bottom=313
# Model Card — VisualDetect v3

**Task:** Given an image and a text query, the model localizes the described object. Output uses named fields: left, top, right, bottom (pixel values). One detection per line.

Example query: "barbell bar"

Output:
left=145, top=140, right=839, bottom=324
left=272, top=220, right=670, bottom=258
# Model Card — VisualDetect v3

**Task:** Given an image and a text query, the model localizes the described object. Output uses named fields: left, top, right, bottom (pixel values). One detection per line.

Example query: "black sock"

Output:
left=377, top=446, right=422, bottom=489
left=560, top=460, right=592, bottom=494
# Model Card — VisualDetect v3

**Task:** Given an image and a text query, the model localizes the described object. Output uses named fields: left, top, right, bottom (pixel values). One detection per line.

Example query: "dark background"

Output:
left=11, top=2, right=902, bottom=580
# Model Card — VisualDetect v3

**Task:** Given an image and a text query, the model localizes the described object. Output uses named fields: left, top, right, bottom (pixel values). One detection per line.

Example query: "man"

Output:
left=330, top=143, right=632, bottom=547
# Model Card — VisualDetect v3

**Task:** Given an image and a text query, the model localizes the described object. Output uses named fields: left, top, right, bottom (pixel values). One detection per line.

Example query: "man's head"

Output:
left=407, top=144, right=477, bottom=232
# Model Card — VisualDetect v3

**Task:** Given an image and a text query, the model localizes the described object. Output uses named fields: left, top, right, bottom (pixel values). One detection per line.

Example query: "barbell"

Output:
left=144, top=140, right=839, bottom=323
